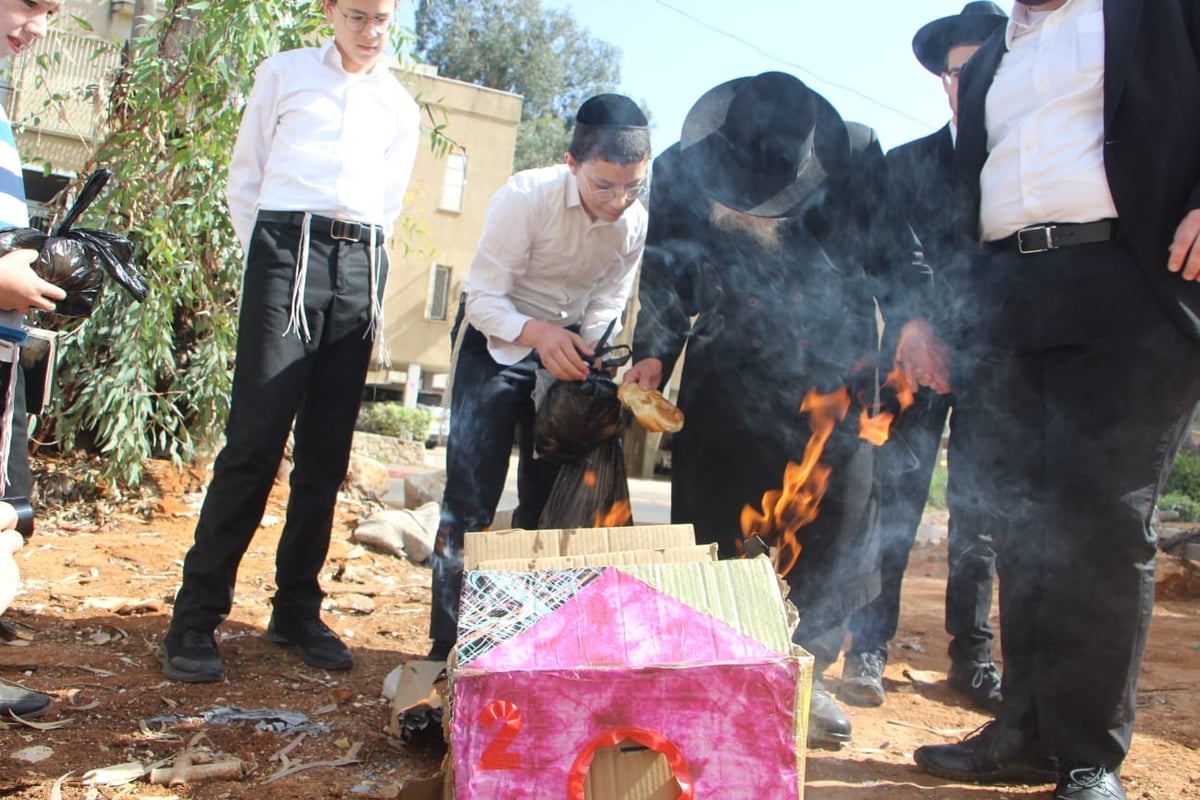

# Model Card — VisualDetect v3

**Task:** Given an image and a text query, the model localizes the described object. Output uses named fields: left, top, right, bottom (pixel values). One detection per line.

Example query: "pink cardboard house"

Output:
left=450, top=558, right=809, bottom=799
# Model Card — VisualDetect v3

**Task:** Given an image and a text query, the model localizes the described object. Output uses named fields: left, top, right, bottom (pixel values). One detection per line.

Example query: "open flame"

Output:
left=593, top=499, right=633, bottom=528
left=858, top=364, right=916, bottom=446
left=740, top=387, right=851, bottom=577
left=741, top=364, right=918, bottom=577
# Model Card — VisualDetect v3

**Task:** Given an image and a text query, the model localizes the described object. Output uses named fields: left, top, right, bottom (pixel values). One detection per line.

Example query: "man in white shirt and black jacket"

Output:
left=913, top=2, right=1200, bottom=798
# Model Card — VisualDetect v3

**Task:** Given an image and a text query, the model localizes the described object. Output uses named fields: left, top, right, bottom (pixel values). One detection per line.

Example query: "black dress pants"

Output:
left=957, top=238, right=1200, bottom=768
left=428, top=323, right=561, bottom=643
left=171, top=215, right=385, bottom=632
left=847, top=385, right=998, bottom=666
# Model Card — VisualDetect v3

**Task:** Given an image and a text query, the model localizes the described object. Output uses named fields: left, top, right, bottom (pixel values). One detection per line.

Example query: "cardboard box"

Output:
left=450, top=557, right=812, bottom=799
left=463, top=524, right=698, bottom=570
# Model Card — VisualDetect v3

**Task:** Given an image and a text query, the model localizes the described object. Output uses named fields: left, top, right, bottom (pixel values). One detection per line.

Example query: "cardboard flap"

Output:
left=464, top=524, right=695, bottom=570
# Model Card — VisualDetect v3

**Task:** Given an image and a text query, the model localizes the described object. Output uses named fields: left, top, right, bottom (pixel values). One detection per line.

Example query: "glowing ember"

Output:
left=593, top=500, right=633, bottom=528
left=740, top=387, right=851, bottom=577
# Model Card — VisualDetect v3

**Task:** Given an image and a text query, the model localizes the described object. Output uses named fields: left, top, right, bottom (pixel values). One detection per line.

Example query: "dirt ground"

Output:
left=1, top=459, right=1197, bottom=799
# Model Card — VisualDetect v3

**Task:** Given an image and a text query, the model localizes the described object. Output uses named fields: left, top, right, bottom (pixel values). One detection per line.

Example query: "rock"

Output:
left=1155, top=551, right=1200, bottom=599
left=351, top=502, right=440, bottom=564
left=404, top=471, right=446, bottom=509
left=344, top=454, right=391, bottom=501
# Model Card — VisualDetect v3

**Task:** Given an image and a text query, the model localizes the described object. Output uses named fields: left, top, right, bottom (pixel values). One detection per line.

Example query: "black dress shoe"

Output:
left=914, top=720, right=1058, bottom=784
left=948, top=659, right=1004, bottom=714
left=0, top=679, right=51, bottom=719
left=1055, top=765, right=1127, bottom=799
left=159, top=627, right=224, bottom=683
left=265, top=617, right=353, bottom=670
left=839, top=650, right=886, bottom=707
left=808, top=679, right=852, bottom=748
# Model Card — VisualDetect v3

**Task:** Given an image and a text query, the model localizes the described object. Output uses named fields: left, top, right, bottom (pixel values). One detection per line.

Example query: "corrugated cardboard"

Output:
left=451, top=557, right=811, bottom=799
left=477, top=543, right=717, bottom=571
left=463, top=524, right=696, bottom=570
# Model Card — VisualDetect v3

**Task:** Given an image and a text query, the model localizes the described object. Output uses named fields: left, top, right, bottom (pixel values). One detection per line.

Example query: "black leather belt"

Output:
left=257, top=210, right=383, bottom=243
left=986, top=219, right=1118, bottom=255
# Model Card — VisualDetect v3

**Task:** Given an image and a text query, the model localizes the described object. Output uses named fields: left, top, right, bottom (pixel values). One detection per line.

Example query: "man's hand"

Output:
left=622, top=358, right=663, bottom=390
left=517, top=319, right=592, bottom=381
left=0, top=249, right=65, bottom=313
left=895, top=317, right=952, bottom=394
left=1168, top=209, right=1200, bottom=281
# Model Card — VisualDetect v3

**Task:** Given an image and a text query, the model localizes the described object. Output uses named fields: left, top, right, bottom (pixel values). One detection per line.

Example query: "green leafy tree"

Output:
left=414, top=0, right=623, bottom=170
left=25, top=1, right=425, bottom=487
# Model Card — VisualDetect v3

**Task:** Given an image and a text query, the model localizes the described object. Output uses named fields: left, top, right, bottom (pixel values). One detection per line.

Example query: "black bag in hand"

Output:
left=0, top=169, right=147, bottom=317
left=533, top=370, right=623, bottom=465
left=538, top=436, right=633, bottom=529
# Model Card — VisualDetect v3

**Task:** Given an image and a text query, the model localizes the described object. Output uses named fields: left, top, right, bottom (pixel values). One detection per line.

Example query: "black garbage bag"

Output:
left=0, top=169, right=146, bottom=318
left=538, top=436, right=634, bottom=529
left=533, top=369, right=623, bottom=464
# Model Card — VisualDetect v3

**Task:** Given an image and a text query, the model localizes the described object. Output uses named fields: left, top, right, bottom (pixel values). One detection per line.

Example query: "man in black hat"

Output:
left=839, top=1, right=1007, bottom=714
left=913, top=2, right=1200, bottom=798
left=624, top=71, right=932, bottom=748
left=426, top=94, right=651, bottom=661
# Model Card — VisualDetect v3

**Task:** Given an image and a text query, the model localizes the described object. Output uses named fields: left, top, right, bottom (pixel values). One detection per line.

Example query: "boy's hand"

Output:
left=518, top=320, right=592, bottom=381
left=0, top=249, right=66, bottom=313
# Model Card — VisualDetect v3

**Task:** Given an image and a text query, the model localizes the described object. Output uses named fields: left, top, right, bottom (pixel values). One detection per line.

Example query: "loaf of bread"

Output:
left=618, top=383, right=685, bottom=433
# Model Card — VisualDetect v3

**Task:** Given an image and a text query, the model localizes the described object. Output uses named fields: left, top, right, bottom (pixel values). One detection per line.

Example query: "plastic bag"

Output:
left=0, top=169, right=147, bottom=317
left=533, top=370, right=623, bottom=464
left=538, top=436, right=633, bottom=529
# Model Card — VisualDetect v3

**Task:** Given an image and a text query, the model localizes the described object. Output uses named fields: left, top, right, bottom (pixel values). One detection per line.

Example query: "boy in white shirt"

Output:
left=427, top=95, right=650, bottom=660
left=161, top=0, right=419, bottom=682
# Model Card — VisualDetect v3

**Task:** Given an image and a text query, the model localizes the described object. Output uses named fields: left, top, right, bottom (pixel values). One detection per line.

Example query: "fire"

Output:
left=740, top=387, right=851, bottom=577
left=593, top=499, right=632, bottom=528
left=858, top=364, right=916, bottom=446
left=583, top=470, right=598, bottom=488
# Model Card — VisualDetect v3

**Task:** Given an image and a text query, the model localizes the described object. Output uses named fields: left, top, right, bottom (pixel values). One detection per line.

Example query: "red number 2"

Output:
left=476, top=700, right=523, bottom=770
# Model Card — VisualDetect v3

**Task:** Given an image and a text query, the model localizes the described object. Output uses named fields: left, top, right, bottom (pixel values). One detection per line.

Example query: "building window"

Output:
left=426, top=264, right=452, bottom=321
left=439, top=152, right=466, bottom=213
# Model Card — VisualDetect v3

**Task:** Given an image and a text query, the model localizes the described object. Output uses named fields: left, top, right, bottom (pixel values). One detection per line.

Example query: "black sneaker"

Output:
left=838, top=650, right=886, bottom=707
left=948, top=659, right=1004, bottom=714
left=159, top=627, right=224, bottom=683
left=0, top=679, right=52, bottom=719
left=264, top=617, right=353, bottom=671
left=914, top=720, right=1058, bottom=784
left=1055, top=764, right=1127, bottom=799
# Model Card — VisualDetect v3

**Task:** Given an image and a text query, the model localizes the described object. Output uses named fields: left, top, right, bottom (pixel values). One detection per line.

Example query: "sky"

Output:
left=409, top=0, right=1003, bottom=157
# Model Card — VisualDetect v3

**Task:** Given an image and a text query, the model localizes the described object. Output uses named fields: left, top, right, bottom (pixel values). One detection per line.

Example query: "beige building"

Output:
left=2, top=3, right=523, bottom=411
left=368, top=68, right=522, bottom=407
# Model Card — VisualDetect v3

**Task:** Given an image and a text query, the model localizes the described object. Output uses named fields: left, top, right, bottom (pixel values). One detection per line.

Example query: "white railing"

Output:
left=6, top=29, right=122, bottom=144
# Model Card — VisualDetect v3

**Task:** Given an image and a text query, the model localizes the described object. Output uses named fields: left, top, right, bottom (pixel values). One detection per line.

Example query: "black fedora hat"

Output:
left=912, top=2, right=1007, bottom=75
left=679, top=71, right=850, bottom=218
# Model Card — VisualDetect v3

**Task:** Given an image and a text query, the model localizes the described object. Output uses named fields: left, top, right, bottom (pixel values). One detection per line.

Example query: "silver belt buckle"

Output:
left=329, top=219, right=362, bottom=242
left=1017, top=225, right=1056, bottom=254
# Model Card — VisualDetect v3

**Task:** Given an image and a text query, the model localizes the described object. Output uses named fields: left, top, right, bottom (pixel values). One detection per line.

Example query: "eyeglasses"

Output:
left=333, top=5, right=395, bottom=33
left=941, top=66, right=963, bottom=87
left=580, top=173, right=648, bottom=203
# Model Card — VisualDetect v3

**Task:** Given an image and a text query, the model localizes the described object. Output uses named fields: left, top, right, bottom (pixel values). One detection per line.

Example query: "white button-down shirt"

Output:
left=464, top=164, right=648, bottom=365
left=979, top=0, right=1117, bottom=241
left=226, top=40, right=420, bottom=252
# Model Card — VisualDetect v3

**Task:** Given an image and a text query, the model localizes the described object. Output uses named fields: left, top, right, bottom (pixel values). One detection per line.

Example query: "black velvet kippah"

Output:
left=575, top=94, right=648, bottom=128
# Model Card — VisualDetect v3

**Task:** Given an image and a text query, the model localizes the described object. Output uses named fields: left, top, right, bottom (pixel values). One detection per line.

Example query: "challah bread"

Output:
left=618, top=382, right=685, bottom=433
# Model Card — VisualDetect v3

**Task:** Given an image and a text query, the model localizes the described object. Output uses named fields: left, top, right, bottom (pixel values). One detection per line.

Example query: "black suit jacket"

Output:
left=955, top=0, right=1200, bottom=340
left=886, top=124, right=976, bottom=340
